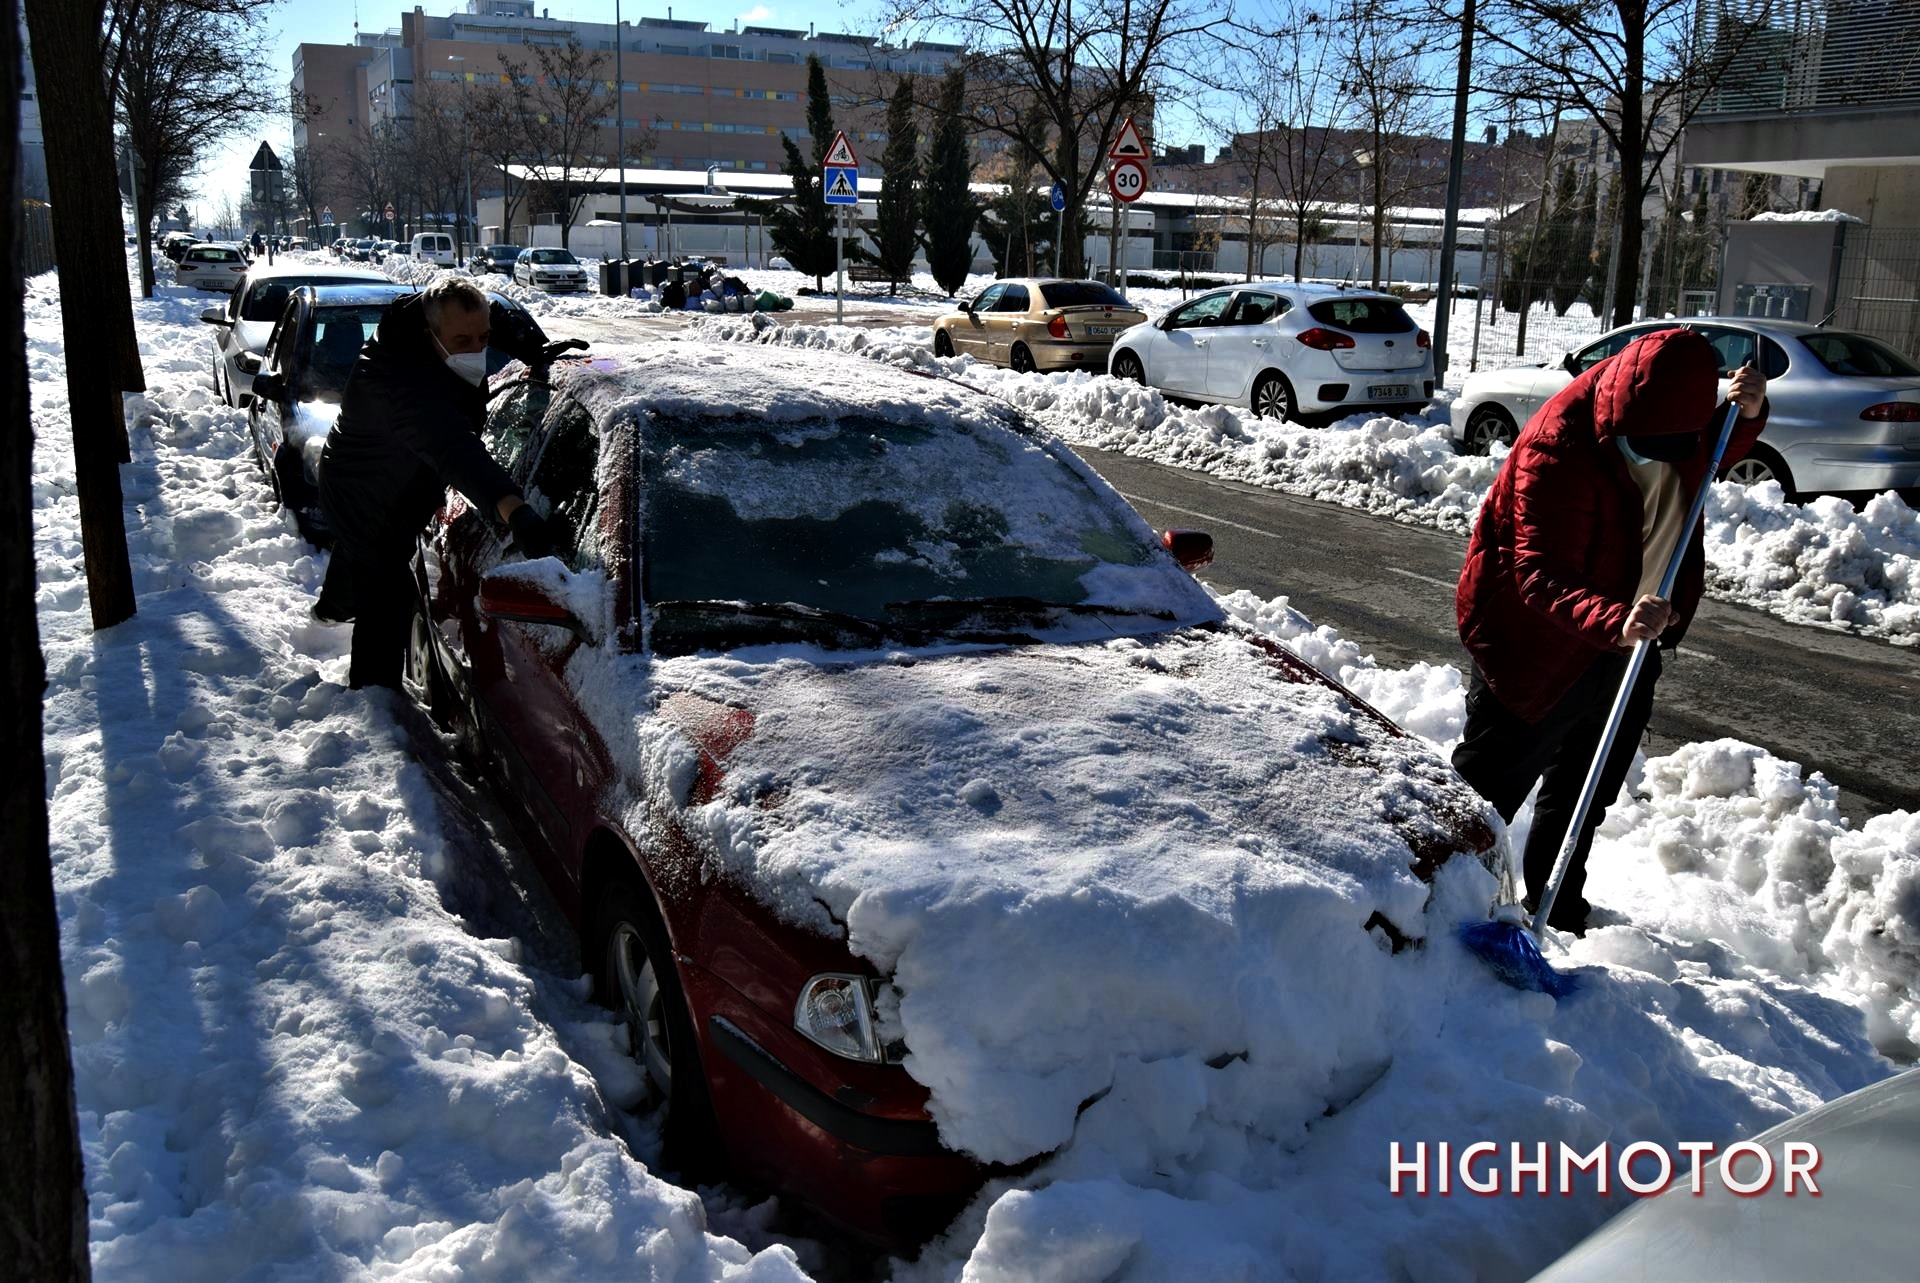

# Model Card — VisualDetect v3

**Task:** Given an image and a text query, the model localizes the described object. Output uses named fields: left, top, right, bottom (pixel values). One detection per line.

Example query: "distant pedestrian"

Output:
left=1452, top=328, right=1768, bottom=934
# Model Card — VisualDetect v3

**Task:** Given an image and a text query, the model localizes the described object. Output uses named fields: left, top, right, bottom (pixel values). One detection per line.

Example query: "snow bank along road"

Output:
left=1083, top=446, right=1920, bottom=823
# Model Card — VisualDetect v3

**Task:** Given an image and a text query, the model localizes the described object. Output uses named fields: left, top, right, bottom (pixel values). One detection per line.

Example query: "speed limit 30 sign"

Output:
left=1108, top=158, right=1148, bottom=203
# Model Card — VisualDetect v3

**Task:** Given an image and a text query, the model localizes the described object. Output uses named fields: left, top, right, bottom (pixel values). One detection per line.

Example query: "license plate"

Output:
left=1369, top=383, right=1410, bottom=399
left=1086, top=325, right=1120, bottom=336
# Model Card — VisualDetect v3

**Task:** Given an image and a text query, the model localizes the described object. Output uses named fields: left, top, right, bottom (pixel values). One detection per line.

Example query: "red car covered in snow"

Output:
left=406, top=343, right=1507, bottom=1245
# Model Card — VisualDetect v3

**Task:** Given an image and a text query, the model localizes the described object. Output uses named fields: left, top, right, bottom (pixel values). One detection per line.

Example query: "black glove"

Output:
left=540, top=338, right=589, bottom=363
left=487, top=300, right=552, bottom=366
left=507, top=504, right=554, bottom=560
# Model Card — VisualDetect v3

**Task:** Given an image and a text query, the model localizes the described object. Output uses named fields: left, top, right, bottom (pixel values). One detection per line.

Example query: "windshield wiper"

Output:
left=884, top=596, right=1174, bottom=622
left=651, top=600, right=890, bottom=647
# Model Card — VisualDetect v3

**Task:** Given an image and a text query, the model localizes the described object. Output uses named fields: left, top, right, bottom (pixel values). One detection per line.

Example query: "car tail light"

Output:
left=796, top=974, right=894, bottom=1063
left=1047, top=315, right=1069, bottom=339
left=1295, top=327, right=1356, bottom=350
left=1862, top=402, right=1920, bottom=421
left=1416, top=329, right=1431, bottom=349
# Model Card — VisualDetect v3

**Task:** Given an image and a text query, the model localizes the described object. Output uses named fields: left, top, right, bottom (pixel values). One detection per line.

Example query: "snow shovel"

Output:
left=1461, top=398, right=1745, bottom=997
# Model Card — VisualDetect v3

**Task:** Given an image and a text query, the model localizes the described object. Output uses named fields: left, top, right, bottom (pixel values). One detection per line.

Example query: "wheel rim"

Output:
left=1011, top=344, right=1035, bottom=373
left=1725, top=458, right=1775, bottom=487
left=609, top=923, right=674, bottom=1096
left=1468, top=411, right=1513, bottom=453
left=1253, top=377, right=1290, bottom=420
left=1115, top=353, right=1144, bottom=383
left=405, top=612, right=435, bottom=707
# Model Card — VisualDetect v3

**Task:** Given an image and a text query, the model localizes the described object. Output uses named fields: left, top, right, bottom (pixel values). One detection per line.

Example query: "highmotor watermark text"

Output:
left=1389, top=1141, right=1821, bottom=1196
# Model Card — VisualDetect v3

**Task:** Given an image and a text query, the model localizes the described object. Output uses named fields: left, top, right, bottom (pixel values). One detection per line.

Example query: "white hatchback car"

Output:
left=513, top=247, right=590, bottom=292
left=175, top=243, right=251, bottom=292
left=1107, top=282, right=1434, bottom=422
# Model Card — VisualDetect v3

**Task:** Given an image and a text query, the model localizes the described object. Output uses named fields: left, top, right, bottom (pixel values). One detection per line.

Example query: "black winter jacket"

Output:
left=319, top=294, right=519, bottom=556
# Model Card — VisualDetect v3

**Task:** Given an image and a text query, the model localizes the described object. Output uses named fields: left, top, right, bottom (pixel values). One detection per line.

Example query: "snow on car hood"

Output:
left=625, top=623, right=1500, bottom=1163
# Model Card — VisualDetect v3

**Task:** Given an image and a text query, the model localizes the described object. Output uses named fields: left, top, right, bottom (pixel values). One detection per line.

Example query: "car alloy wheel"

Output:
left=1723, top=446, right=1799, bottom=504
left=590, top=878, right=724, bottom=1177
left=1251, top=372, right=1294, bottom=422
left=1010, top=342, right=1037, bottom=374
left=933, top=329, right=955, bottom=358
left=1112, top=350, right=1145, bottom=384
left=404, top=607, right=455, bottom=731
left=1465, top=404, right=1517, bottom=454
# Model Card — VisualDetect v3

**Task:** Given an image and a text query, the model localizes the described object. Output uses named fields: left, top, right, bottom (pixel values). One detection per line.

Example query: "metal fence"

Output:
left=19, top=199, right=54, bottom=276
left=1831, top=224, right=1920, bottom=357
left=1700, top=0, right=1920, bottom=115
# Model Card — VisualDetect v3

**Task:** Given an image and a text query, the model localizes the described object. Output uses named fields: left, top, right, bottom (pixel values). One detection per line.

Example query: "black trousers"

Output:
left=330, top=537, right=414, bottom=690
left=1451, top=648, right=1662, bottom=928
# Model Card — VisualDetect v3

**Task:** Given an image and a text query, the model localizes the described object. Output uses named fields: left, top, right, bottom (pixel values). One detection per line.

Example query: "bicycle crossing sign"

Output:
left=824, top=166, right=859, bottom=205
left=823, top=130, right=859, bottom=168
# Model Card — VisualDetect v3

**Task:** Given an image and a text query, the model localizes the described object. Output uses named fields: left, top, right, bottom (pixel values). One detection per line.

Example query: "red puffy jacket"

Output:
left=1456, top=328, right=1767, bottom=724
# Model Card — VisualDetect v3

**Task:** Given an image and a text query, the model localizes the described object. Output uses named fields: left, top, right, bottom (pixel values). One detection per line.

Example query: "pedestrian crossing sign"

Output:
left=824, top=166, right=859, bottom=205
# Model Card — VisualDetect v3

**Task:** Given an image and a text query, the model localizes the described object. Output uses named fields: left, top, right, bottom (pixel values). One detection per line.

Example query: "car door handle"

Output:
left=1194, top=338, right=1209, bottom=348
left=1251, top=338, right=1269, bottom=349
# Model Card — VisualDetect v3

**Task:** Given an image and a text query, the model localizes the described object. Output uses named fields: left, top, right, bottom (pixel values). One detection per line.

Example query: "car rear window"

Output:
left=1039, top=281, right=1129, bottom=309
left=242, top=278, right=372, bottom=322
left=1307, top=297, right=1414, bottom=333
left=190, top=248, right=243, bottom=263
left=1795, top=331, right=1920, bottom=377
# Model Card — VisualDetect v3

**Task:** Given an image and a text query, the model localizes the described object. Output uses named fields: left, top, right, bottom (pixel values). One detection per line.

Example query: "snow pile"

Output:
left=1704, top=483, right=1920, bottom=638
left=1751, top=209, right=1864, bottom=223
left=33, top=271, right=807, bottom=1282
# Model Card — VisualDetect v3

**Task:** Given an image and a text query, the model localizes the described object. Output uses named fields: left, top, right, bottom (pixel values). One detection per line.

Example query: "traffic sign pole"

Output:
left=836, top=206, right=845, bottom=325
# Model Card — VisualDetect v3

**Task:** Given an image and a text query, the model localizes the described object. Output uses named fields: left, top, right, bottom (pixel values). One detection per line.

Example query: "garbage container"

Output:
left=600, top=260, right=628, bottom=297
left=646, top=259, right=669, bottom=286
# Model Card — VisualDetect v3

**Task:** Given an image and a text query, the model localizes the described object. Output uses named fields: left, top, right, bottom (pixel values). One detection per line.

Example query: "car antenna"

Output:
left=1814, top=305, right=1838, bottom=328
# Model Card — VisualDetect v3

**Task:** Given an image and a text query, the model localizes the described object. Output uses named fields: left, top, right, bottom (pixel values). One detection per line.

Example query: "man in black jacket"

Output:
left=319, top=276, right=560, bottom=689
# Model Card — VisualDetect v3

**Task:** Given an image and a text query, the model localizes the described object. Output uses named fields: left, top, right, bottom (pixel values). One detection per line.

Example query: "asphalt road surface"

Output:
left=1080, top=446, right=1920, bottom=822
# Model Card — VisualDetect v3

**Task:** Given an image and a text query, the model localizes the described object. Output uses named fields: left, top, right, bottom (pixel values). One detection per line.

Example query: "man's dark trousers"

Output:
left=1451, top=648, right=1663, bottom=930
left=333, top=536, right=414, bottom=690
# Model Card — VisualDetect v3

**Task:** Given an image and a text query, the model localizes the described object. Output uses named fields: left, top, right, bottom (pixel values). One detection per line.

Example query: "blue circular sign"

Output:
left=1051, top=184, right=1066, bottom=212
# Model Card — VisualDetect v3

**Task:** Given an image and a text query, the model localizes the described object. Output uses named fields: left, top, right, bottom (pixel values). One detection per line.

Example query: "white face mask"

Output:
left=444, top=349, right=488, bottom=385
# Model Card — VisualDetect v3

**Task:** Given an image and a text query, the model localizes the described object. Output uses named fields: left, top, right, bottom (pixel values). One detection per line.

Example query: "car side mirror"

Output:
left=1155, top=315, right=1174, bottom=331
left=236, top=352, right=263, bottom=375
left=201, top=307, right=231, bottom=326
left=250, top=371, right=286, bottom=402
left=1561, top=351, right=1578, bottom=373
left=479, top=564, right=594, bottom=642
left=1162, top=528, right=1215, bottom=573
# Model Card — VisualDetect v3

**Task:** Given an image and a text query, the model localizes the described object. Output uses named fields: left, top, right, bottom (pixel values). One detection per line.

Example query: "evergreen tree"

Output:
left=750, top=55, right=840, bottom=289
left=872, top=77, right=920, bottom=294
left=922, top=68, right=981, bottom=297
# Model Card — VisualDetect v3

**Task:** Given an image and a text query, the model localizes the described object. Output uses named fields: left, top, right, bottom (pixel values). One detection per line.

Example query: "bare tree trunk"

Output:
left=1, top=3, right=95, bottom=1278
left=27, top=0, right=140, bottom=628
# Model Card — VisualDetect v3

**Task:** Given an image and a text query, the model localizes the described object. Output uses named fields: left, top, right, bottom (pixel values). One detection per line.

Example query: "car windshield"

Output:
left=641, top=412, right=1178, bottom=652
left=488, top=245, right=521, bottom=257
left=1307, top=297, right=1414, bottom=333
left=530, top=249, right=577, bottom=265
left=1795, top=331, right=1920, bottom=377
left=1039, top=281, right=1130, bottom=309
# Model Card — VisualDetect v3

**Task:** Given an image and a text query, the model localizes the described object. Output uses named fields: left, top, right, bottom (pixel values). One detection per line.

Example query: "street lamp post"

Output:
left=1349, top=149, right=1373, bottom=283
left=449, top=55, right=474, bottom=256
left=616, top=0, right=629, bottom=261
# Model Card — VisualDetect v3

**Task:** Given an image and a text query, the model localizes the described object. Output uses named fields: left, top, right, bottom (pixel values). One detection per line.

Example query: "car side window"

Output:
left=1572, top=330, right=1639, bottom=374
left=997, top=284, right=1030, bottom=312
left=1694, top=325, right=1758, bottom=376
left=1759, top=336, right=1790, bottom=380
left=523, top=397, right=603, bottom=572
left=1225, top=292, right=1282, bottom=326
left=971, top=284, right=1005, bottom=312
left=1168, top=293, right=1232, bottom=330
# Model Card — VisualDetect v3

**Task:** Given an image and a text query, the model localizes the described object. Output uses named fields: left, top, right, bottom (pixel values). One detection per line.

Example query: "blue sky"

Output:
left=204, top=0, right=890, bottom=214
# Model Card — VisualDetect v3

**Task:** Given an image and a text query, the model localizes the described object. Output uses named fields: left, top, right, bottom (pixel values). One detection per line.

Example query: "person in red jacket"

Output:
left=1453, top=328, right=1768, bottom=934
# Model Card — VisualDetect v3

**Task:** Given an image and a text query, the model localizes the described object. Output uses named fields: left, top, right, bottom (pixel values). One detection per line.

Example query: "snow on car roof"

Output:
left=305, top=283, right=416, bottom=305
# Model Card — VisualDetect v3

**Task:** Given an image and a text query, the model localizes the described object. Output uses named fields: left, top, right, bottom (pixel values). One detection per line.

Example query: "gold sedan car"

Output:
left=932, top=278, right=1147, bottom=373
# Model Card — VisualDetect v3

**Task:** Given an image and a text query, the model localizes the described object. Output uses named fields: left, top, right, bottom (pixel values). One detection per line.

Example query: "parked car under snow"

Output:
left=403, top=344, right=1511, bottom=1247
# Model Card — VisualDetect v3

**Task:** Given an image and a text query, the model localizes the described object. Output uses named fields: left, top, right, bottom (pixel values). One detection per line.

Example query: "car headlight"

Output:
left=795, top=973, right=890, bottom=1063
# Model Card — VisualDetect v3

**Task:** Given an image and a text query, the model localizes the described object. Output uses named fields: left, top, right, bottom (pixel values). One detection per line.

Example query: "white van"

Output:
left=409, top=232, right=456, bottom=266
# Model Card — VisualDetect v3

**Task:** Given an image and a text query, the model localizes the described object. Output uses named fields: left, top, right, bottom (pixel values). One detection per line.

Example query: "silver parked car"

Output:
left=513, top=246, right=590, bottom=292
left=1107, top=281, right=1435, bottom=422
left=1528, top=1066, right=1920, bottom=1282
left=1450, top=317, right=1920, bottom=500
